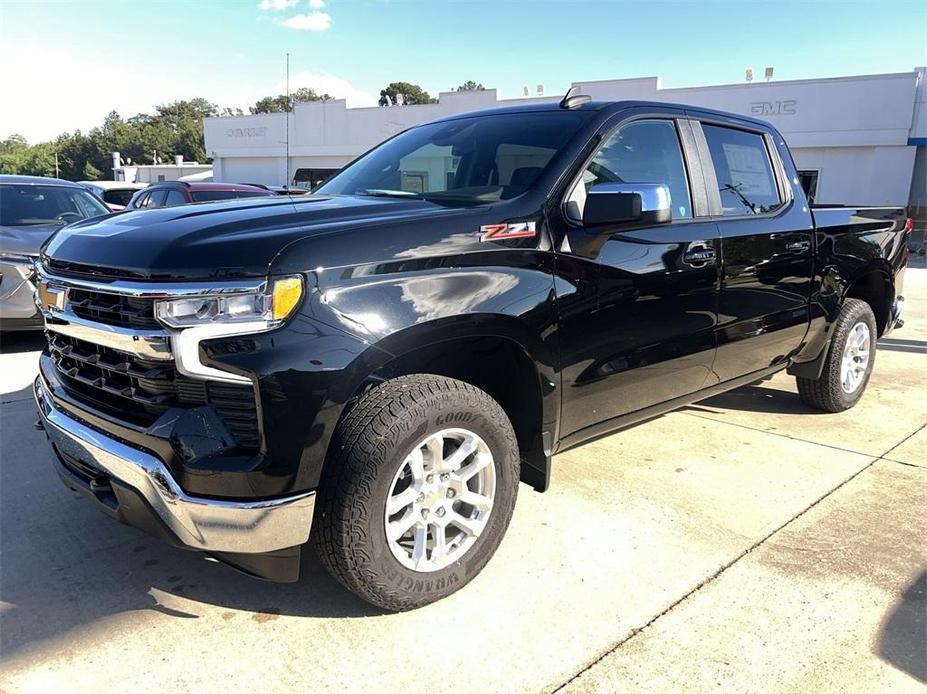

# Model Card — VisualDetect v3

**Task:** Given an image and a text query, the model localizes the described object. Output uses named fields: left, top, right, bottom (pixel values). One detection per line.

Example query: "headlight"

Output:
left=154, top=275, right=304, bottom=329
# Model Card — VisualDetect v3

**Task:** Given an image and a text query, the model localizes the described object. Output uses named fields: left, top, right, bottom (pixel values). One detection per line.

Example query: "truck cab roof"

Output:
left=431, top=99, right=775, bottom=131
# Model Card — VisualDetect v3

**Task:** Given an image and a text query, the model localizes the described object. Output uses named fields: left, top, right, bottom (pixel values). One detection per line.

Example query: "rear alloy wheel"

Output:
left=314, top=374, right=519, bottom=611
left=797, top=298, right=878, bottom=412
left=839, top=322, right=871, bottom=394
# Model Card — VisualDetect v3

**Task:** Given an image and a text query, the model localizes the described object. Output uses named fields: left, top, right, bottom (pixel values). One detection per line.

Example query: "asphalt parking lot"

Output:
left=1, top=264, right=924, bottom=693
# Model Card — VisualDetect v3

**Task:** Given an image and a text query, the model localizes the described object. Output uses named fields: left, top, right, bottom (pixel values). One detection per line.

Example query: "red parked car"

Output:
left=124, top=181, right=274, bottom=210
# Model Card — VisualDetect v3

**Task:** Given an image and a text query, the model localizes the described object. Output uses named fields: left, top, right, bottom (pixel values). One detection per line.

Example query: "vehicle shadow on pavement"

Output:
left=687, top=382, right=824, bottom=416
left=877, top=337, right=927, bottom=355
left=877, top=570, right=927, bottom=683
left=0, top=386, right=383, bottom=660
left=0, top=332, right=45, bottom=355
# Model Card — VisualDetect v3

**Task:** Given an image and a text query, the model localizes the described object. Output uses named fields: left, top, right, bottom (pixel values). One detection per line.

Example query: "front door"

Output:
left=556, top=114, right=722, bottom=437
left=692, top=119, right=814, bottom=381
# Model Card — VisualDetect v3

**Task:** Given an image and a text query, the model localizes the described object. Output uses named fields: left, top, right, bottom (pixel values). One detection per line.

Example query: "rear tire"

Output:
left=796, top=298, right=877, bottom=412
left=314, top=374, right=519, bottom=611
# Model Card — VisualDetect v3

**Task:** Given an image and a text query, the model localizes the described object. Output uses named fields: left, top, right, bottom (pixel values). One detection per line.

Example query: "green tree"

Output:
left=249, top=87, right=330, bottom=114
left=383, top=81, right=436, bottom=105
left=0, top=96, right=243, bottom=179
left=455, top=80, right=485, bottom=91
left=82, top=161, right=102, bottom=180
left=0, top=133, right=28, bottom=154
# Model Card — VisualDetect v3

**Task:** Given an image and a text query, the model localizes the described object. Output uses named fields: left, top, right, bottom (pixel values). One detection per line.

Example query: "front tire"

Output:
left=796, top=298, right=877, bottom=412
left=314, top=374, right=519, bottom=611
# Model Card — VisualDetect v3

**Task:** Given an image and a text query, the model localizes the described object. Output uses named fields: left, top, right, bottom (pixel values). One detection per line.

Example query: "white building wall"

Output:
left=908, top=66, right=927, bottom=141
left=219, top=157, right=279, bottom=186
left=791, top=146, right=917, bottom=206
left=204, top=69, right=923, bottom=205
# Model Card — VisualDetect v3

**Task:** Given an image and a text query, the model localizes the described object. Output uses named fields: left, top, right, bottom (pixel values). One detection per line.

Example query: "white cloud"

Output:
left=280, top=11, right=332, bottom=31
left=257, top=0, right=299, bottom=10
left=308, top=0, right=326, bottom=8
left=281, top=70, right=377, bottom=107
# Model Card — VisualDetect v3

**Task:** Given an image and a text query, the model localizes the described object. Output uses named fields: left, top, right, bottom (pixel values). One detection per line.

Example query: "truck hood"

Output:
left=41, top=195, right=467, bottom=280
left=1, top=223, right=65, bottom=257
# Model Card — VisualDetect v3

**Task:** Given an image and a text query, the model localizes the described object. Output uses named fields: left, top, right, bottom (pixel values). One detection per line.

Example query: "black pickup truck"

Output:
left=33, top=97, right=910, bottom=610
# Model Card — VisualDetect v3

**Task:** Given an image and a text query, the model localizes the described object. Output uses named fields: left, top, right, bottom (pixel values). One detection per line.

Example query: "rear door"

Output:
left=556, top=109, right=722, bottom=436
left=690, top=115, right=814, bottom=381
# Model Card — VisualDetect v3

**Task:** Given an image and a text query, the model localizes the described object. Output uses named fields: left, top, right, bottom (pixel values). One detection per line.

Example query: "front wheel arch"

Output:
left=347, top=332, right=552, bottom=492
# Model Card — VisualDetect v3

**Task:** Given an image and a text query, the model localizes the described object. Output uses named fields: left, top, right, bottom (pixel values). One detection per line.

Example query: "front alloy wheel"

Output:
left=315, top=374, right=519, bottom=611
left=385, top=428, right=496, bottom=572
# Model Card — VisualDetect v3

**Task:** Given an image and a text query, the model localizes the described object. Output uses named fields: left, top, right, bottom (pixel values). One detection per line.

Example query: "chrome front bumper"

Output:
left=34, top=377, right=315, bottom=554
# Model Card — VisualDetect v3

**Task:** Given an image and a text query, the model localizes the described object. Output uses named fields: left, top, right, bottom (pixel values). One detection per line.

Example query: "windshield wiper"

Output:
left=358, top=189, right=425, bottom=199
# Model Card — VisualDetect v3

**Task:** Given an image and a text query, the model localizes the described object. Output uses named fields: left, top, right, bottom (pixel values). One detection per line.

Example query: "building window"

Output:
left=157, top=175, right=166, bottom=182
left=797, top=170, right=819, bottom=204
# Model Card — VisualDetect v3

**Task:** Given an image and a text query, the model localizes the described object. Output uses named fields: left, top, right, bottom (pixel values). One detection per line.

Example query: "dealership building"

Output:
left=204, top=67, right=927, bottom=212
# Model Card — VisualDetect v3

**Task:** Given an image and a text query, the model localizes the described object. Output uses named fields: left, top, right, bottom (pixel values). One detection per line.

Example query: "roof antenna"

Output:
left=560, top=85, right=591, bottom=109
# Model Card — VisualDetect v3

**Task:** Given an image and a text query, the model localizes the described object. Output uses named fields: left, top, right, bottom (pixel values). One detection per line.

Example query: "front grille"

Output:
left=67, top=288, right=160, bottom=330
left=45, top=258, right=149, bottom=281
left=49, top=333, right=259, bottom=449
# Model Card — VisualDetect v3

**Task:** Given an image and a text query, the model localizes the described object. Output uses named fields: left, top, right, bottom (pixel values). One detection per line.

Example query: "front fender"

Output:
left=205, top=258, right=559, bottom=494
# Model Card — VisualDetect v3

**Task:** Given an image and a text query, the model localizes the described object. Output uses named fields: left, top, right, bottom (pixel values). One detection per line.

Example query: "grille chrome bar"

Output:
left=36, top=262, right=262, bottom=383
left=35, top=263, right=266, bottom=298
left=44, top=311, right=173, bottom=361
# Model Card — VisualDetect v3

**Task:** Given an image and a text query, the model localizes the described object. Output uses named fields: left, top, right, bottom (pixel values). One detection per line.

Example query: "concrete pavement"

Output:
left=1, top=268, right=924, bottom=693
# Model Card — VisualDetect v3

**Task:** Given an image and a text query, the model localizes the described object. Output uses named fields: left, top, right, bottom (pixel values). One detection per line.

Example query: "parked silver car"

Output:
left=0, top=175, right=110, bottom=331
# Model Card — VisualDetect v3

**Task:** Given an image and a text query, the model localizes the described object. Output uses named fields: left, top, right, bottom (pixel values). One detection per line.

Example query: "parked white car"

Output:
left=79, top=181, right=147, bottom=212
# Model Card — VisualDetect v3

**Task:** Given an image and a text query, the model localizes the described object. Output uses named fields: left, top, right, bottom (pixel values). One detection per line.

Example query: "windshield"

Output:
left=316, top=111, right=593, bottom=205
left=191, top=190, right=272, bottom=202
left=0, top=184, right=110, bottom=226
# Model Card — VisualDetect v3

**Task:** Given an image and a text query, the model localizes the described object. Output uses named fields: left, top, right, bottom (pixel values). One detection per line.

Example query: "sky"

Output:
left=2, top=0, right=926, bottom=142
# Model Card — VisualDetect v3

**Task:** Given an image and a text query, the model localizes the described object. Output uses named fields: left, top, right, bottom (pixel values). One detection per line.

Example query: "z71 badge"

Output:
left=479, top=222, right=537, bottom=242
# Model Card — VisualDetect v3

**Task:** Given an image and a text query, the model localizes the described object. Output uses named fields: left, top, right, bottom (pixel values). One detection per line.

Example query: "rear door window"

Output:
left=164, top=189, right=187, bottom=207
left=145, top=189, right=168, bottom=208
left=701, top=124, right=784, bottom=216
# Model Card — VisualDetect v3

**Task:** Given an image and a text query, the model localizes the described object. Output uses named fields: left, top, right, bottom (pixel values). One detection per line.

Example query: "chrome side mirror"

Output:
left=583, top=183, right=673, bottom=228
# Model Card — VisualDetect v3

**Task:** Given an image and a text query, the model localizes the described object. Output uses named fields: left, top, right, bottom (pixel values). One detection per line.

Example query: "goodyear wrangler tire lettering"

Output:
left=434, top=411, right=481, bottom=426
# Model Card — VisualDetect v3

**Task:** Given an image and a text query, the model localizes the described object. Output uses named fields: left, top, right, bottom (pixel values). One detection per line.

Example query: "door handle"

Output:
left=785, top=240, right=811, bottom=253
left=683, top=245, right=717, bottom=267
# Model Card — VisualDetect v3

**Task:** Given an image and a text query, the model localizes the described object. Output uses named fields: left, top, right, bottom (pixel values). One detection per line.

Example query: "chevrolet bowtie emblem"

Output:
left=37, top=280, right=67, bottom=313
